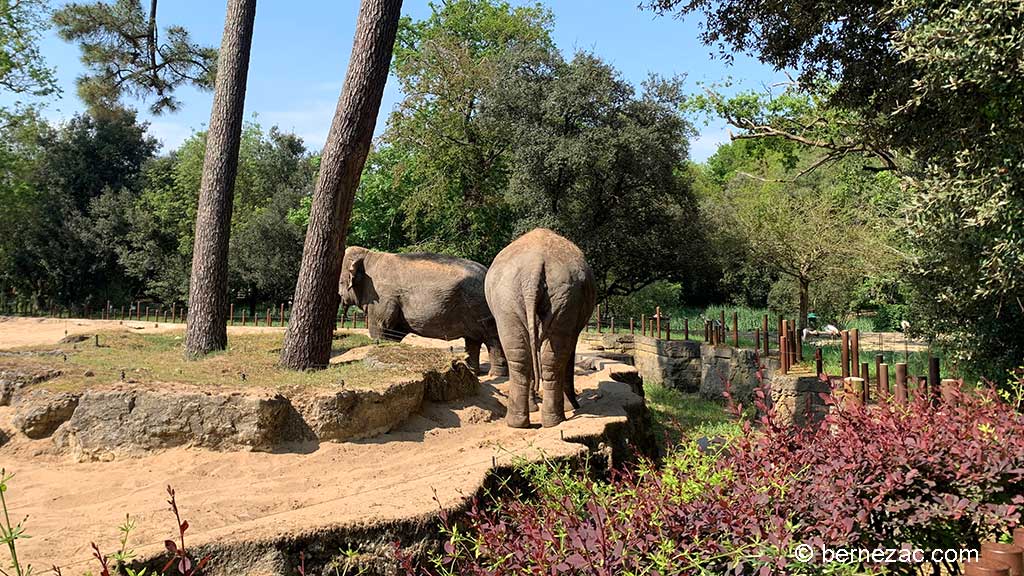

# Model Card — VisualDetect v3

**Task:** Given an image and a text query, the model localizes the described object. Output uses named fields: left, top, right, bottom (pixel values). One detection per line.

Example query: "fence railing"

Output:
left=0, top=300, right=369, bottom=330
left=585, top=305, right=946, bottom=390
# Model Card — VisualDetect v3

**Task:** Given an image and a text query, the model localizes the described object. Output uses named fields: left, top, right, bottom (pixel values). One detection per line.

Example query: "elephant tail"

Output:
left=524, top=264, right=546, bottom=396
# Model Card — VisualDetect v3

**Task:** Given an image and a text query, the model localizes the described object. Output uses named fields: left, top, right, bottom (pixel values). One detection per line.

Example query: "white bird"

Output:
left=900, top=320, right=911, bottom=332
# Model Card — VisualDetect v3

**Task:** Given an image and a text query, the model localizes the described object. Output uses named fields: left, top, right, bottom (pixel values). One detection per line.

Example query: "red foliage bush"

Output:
left=407, top=386, right=1024, bottom=575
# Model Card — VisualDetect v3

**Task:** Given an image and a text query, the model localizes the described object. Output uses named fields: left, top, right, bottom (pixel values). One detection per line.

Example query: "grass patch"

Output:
left=643, top=383, right=741, bottom=445
left=0, top=330, right=458, bottom=393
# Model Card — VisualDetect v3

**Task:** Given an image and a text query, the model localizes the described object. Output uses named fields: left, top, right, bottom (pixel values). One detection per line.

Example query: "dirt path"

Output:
left=0, top=317, right=635, bottom=573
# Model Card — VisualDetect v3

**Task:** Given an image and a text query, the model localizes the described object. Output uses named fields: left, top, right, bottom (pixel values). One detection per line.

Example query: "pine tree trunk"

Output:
left=280, top=0, right=403, bottom=370
left=184, top=0, right=257, bottom=358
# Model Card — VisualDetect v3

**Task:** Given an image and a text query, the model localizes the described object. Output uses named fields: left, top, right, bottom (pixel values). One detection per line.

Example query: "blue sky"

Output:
left=25, top=0, right=785, bottom=162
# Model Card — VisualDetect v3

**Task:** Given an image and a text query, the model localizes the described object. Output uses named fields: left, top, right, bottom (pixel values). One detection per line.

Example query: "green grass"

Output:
left=0, top=330, right=457, bottom=392
left=643, top=383, right=742, bottom=445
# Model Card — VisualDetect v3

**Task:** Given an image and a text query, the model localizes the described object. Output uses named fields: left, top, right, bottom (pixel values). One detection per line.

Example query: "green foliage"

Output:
left=643, top=385, right=740, bottom=445
left=505, top=55, right=702, bottom=297
left=53, top=0, right=217, bottom=114
left=384, top=0, right=554, bottom=262
left=378, top=0, right=703, bottom=300
left=0, top=469, right=30, bottom=576
left=700, top=137, right=898, bottom=326
left=0, top=109, right=314, bottom=310
left=0, top=107, right=158, bottom=307
left=650, top=0, right=1024, bottom=379
left=0, top=0, right=57, bottom=102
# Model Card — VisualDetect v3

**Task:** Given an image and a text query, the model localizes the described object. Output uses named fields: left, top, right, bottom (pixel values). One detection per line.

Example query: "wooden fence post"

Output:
left=280, top=303, right=285, bottom=327
left=629, top=317, right=634, bottom=335
left=666, top=316, right=671, bottom=340
left=895, top=363, right=908, bottom=404
left=928, top=356, right=941, bottom=403
left=875, top=354, right=883, bottom=393
left=732, top=311, right=738, bottom=347
left=230, top=303, right=235, bottom=326
left=684, top=317, right=689, bottom=341
left=762, top=314, right=769, bottom=357
left=815, top=347, right=823, bottom=376
left=781, top=334, right=789, bottom=374
left=754, top=328, right=760, bottom=352
left=851, top=328, right=860, bottom=377
left=596, top=304, right=602, bottom=334
left=861, top=362, right=870, bottom=403
left=840, top=330, right=850, bottom=378
left=656, top=306, right=662, bottom=339
left=879, top=363, right=890, bottom=398
left=844, top=377, right=865, bottom=409
left=940, top=378, right=959, bottom=404
left=777, top=316, right=783, bottom=357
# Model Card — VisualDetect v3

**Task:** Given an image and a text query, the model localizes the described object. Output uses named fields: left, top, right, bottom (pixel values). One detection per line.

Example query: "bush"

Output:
left=409, top=387, right=1024, bottom=575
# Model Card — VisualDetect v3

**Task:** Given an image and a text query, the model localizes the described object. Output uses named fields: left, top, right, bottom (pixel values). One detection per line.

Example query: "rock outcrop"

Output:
left=55, top=388, right=307, bottom=461
left=6, top=357, right=481, bottom=461
left=296, top=381, right=424, bottom=442
left=12, top=390, right=79, bottom=439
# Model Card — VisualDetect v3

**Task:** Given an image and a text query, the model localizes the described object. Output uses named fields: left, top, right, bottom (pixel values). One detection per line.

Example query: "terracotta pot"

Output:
left=964, top=557, right=1011, bottom=576
left=982, top=542, right=1024, bottom=576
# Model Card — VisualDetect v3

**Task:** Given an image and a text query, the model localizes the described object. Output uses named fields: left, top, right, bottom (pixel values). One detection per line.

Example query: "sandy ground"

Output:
left=0, top=316, right=287, bottom=348
left=0, top=316, right=629, bottom=572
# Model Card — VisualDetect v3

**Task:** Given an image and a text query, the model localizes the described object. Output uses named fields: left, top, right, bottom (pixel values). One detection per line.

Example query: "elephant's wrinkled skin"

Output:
left=484, top=229, right=596, bottom=428
left=339, top=247, right=507, bottom=376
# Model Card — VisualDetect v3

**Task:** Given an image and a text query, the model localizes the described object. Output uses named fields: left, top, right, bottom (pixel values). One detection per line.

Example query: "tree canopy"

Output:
left=650, top=0, right=1024, bottom=378
left=53, top=0, right=217, bottom=114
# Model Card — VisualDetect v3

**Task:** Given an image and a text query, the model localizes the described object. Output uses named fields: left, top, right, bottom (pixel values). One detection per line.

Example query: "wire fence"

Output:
left=0, top=300, right=371, bottom=330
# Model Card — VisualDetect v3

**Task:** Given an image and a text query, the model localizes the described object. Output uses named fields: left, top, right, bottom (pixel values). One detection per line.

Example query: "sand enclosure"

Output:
left=0, top=317, right=652, bottom=574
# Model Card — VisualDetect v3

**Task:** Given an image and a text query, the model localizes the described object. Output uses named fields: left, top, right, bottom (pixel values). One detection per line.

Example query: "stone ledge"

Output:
left=11, top=359, right=481, bottom=461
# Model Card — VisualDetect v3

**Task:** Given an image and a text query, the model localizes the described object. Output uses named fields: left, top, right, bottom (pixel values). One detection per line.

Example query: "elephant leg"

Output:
left=539, top=339, right=568, bottom=428
left=486, top=340, right=508, bottom=377
left=498, top=326, right=533, bottom=428
left=564, top=342, right=580, bottom=410
left=565, top=340, right=581, bottom=407
left=465, top=338, right=483, bottom=374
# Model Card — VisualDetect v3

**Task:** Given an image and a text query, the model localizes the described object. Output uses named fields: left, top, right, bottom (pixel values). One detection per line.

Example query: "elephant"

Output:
left=339, top=246, right=507, bottom=376
left=484, top=228, right=597, bottom=428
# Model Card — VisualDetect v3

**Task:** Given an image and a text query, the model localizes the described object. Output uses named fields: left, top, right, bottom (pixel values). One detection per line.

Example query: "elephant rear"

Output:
left=485, top=228, right=596, bottom=428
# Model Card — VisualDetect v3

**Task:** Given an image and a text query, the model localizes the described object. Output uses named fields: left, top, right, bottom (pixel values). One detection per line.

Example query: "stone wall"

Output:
left=768, top=374, right=832, bottom=428
left=699, top=344, right=761, bottom=403
left=580, top=333, right=762, bottom=403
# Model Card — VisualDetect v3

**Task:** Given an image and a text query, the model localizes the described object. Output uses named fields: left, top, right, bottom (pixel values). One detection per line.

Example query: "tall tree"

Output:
left=386, top=0, right=556, bottom=262
left=54, top=0, right=216, bottom=114
left=649, top=0, right=1024, bottom=378
left=281, top=0, right=403, bottom=370
left=184, top=0, right=257, bottom=357
left=0, top=0, right=58, bottom=104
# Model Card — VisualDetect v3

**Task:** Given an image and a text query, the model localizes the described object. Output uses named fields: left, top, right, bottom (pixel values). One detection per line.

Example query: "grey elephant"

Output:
left=484, top=228, right=597, bottom=428
left=339, top=246, right=507, bottom=376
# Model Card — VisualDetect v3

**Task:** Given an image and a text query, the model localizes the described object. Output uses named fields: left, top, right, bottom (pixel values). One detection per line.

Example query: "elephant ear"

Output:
left=347, top=254, right=368, bottom=303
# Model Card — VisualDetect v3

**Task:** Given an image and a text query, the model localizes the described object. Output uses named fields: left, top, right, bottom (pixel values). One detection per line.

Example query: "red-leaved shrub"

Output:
left=407, top=385, right=1024, bottom=575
